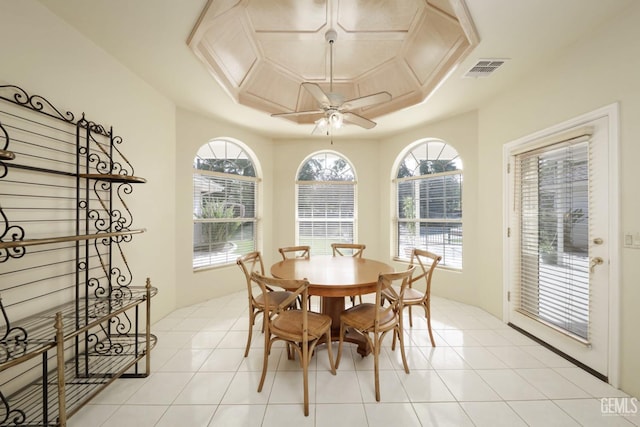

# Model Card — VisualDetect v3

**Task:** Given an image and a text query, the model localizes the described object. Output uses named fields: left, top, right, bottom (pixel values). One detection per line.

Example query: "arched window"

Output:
left=395, top=140, right=463, bottom=268
left=193, top=139, right=258, bottom=269
left=296, top=152, right=356, bottom=255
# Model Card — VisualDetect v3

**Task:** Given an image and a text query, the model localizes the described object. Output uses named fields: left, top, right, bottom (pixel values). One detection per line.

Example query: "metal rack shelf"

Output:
left=0, top=229, right=146, bottom=251
left=0, top=84, right=154, bottom=426
left=6, top=331, right=157, bottom=426
left=0, top=285, right=157, bottom=370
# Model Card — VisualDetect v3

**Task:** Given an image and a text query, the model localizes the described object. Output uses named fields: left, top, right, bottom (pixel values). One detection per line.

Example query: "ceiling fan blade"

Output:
left=302, top=82, right=331, bottom=107
left=342, top=91, right=392, bottom=110
left=271, top=109, right=324, bottom=118
left=342, top=112, right=377, bottom=129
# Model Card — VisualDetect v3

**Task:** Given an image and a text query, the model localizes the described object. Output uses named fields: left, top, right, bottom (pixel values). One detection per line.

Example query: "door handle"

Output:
left=590, top=257, right=604, bottom=273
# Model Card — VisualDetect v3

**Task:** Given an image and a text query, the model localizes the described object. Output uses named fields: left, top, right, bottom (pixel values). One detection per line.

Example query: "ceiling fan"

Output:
left=271, top=29, right=392, bottom=135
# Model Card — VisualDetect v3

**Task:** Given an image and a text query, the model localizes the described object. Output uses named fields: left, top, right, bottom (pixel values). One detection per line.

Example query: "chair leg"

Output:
left=325, top=329, right=337, bottom=375
left=408, top=305, right=413, bottom=327
left=396, top=325, right=410, bottom=374
left=424, top=303, right=436, bottom=347
left=287, top=343, right=295, bottom=360
left=258, top=337, right=271, bottom=392
left=244, top=309, right=255, bottom=357
left=373, top=333, right=381, bottom=402
left=335, top=321, right=346, bottom=369
left=303, top=342, right=309, bottom=416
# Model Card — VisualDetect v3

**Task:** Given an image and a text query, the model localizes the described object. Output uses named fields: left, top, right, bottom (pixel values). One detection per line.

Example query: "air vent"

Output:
left=464, top=59, right=508, bottom=78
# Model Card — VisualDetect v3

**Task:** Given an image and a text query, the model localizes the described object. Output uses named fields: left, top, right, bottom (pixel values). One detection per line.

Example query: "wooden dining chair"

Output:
left=236, top=251, right=296, bottom=357
left=331, top=243, right=365, bottom=258
left=278, top=245, right=310, bottom=260
left=251, top=271, right=336, bottom=416
left=335, top=266, right=415, bottom=401
left=382, top=248, right=441, bottom=347
left=331, top=243, right=366, bottom=305
left=278, top=245, right=313, bottom=308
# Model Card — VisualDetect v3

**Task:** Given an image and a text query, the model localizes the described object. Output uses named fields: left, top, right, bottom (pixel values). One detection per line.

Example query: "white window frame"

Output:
left=393, top=139, right=463, bottom=269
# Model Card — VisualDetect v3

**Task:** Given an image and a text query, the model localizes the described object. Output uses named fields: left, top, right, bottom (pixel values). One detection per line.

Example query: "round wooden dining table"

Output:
left=270, top=255, right=393, bottom=356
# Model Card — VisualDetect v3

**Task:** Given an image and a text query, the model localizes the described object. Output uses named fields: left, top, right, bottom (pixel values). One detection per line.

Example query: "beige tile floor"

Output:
left=70, top=291, right=638, bottom=426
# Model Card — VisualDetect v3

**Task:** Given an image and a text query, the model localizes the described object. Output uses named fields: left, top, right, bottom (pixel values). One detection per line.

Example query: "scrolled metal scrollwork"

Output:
left=86, top=331, right=115, bottom=355
left=0, top=207, right=26, bottom=263
left=90, top=299, right=111, bottom=320
left=88, top=152, right=111, bottom=176
left=111, top=277, right=133, bottom=298
left=0, top=392, right=26, bottom=426
left=116, top=183, right=134, bottom=228
left=110, top=313, right=132, bottom=337
left=88, top=209, right=110, bottom=233
left=88, top=277, right=108, bottom=299
left=0, top=299, right=28, bottom=363
left=87, top=121, right=108, bottom=137
left=88, top=321, right=126, bottom=356
left=0, top=121, right=12, bottom=179
left=77, top=114, right=108, bottom=137
left=0, top=84, right=75, bottom=124
left=110, top=240, right=133, bottom=289
left=111, top=135, right=138, bottom=177
left=0, top=121, right=8, bottom=152
left=109, top=210, right=131, bottom=233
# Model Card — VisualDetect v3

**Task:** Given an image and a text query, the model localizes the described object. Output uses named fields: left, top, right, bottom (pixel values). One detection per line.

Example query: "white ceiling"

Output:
left=39, top=0, right=633, bottom=140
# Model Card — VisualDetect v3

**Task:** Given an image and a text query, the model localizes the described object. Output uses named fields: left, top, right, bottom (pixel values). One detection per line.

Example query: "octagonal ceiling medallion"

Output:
left=188, top=0, right=479, bottom=125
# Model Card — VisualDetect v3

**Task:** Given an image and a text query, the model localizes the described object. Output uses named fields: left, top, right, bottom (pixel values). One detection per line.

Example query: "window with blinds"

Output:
left=193, top=139, right=258, bottom=269
left=296, top=152, right=356, bottom=255
left=395, top=140, right=463, bottom=268
left=513, top=135, right=590, bottom=340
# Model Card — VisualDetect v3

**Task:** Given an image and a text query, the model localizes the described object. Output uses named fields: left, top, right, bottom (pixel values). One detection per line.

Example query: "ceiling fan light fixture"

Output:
left=271, top=28, right=392, bottom=135
left=314, top=117, right=329, bottom=134
left=329, top=111, right=343, bottom=128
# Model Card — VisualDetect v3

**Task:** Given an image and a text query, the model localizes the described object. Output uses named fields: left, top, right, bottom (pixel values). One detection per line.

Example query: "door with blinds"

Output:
left=506, top=108, right=617, bottom=380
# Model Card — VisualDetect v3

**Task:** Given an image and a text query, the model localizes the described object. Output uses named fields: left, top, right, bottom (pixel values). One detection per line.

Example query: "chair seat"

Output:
left=271, top=310, right=332, bottom=341
left=255, top=290, right=295, bottom=309
left=382, top=286, right=425, bottom=304
left=340, top=303, right=396, bottom=331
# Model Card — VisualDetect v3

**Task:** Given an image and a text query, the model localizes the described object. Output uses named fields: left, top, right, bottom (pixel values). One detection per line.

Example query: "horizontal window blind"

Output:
left=297, top=182, right=354, bottom=255
left=397, top=173, right=462, bottom=268
left=514, top=138, right=590, bottom=341
left=193, top=171, right=257, bottom=269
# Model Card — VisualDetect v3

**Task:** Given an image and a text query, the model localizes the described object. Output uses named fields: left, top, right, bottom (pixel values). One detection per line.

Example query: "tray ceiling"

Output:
left=188, top=0, right=479, bottom=125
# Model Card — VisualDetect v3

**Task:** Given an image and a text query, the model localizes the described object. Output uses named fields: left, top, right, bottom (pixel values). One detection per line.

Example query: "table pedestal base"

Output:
left=320, top=296, right=371, bottom=357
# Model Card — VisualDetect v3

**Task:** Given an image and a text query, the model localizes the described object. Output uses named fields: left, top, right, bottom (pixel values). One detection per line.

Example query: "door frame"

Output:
left=502, top=103, right=620, bottom=387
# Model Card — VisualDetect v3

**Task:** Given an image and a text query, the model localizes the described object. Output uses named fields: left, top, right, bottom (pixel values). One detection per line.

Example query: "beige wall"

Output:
left=0, top=1, right=177, bottom=322
left=476, top=2, right=640, bottom=397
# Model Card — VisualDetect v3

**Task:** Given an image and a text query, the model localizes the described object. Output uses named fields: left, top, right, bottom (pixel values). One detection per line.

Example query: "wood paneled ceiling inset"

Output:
left=188, top=0, right=479, bottom=125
